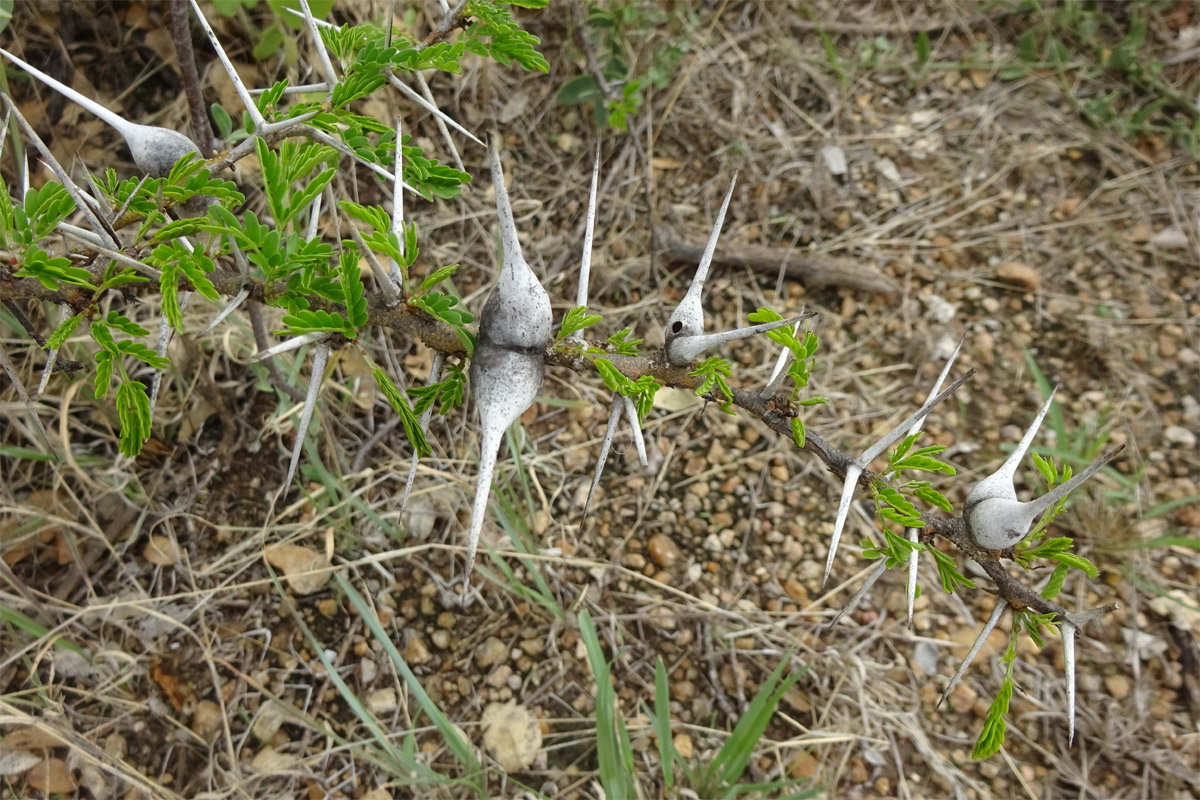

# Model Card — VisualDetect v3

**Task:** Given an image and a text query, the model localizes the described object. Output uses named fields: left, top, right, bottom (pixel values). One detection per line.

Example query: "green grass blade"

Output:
left=706, top=655, right=805, bottom=792
left=579, top=610, right=636, bottom=799
left=0, top=604, right=84, bottom=654
left=651, top=658, right=675, bottom=789
left=1022, top=348, right=1065, bottom=439
left=337, top=574, right=486, bottom=796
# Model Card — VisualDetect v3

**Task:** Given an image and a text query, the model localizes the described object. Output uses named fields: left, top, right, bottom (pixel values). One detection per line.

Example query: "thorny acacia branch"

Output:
left=0, top=252, right=1117, bottom=627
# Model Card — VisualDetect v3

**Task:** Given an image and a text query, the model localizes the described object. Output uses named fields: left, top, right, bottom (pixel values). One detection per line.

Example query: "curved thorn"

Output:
left=622, top=394, right=647, bottom=467
left=1063, top=622, right=1077, bottom=745
left=399, top=352, right=444, bottom=516
left=825, top=558, right=887, bottom=630
left=572, top=142, right=601, bottom=340
left=938, top=600, right=1008, bottom=709
left=906, top=527, right=919, bottom=627
left=200, top=285, right=251, bottom=336
left=283, top=341, right=330, bottom=492
left=584, top=395, right=623, bottom=520
left=823, top=463, right=863, bottom=586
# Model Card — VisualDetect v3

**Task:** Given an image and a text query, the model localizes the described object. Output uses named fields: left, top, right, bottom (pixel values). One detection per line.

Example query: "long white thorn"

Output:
left=670, top=312, right=813, bottom=366
left=571, top=142, right=601, bottom=342
left=584, top=395, right=623, bottom=520
left=825, top=558, right=887, bottom=630
left=200, top=286, right=250, bottom=336
left=464, top=418, right=504, bottom=595
left=387, top=73, right=483, bottom=147
left=1023, top=448, right=1117, bottom=518
left=283, top=341, right=330, bottom=491
left=399, top=352, right=444, bottom=516
left=389, top=115, right=406, bottom=287
left=250, top=331, right=327, bottom=362
left=622, top=395, right=648, bottom=467
left=905, top=527, right=919, bottom=627
left=413, top=71, right=467, bottom=171
left=296, top=0, right=338, bottom=100
left=905, top=336, right=964, bottom=625
left=938, top=600, right=1008, bottom=709
left=0, top=46, right=137, bottom=141
left=189, top=0, right=266, bottom=129
left=305, top=191, right=323, bottom=241
left=823, top=463, right=862, bottom=586
left=1063, top=622, right=1077, bottom=745
left=691, top=174, right=737, bottom=297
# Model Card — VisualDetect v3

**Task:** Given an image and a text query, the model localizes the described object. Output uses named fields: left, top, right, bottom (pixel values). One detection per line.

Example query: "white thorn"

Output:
left=389, top=115, right=406, bottom=286
left=189, top=0, right=266, bottom=129
left=664, top=174, right=737, bottom=342
left=967, top=388, right=1057, bottom=507
left=0, top=339, right=54, bottom=455
left=825, top=559, right=887, bottom=629
left=2, top=97, right=117, bottom=248
left=938, top=600, right=1008, bottom=709
left=572, top=142, right=601, bottom=342
left=249, top=330, right=327, bottom=362
left=908, top=335, right=964, bottom=437
left=296, top=0, right=338, bottom=99
left=584, top=395, right=623, bottom=520
left=622, top=394, right=648, bottom=467
left=668, top=311, right=813, bottom=367
left=1063, top=622, right=1077, bottom=745
left=305, top=190, right=323, bottom=241
left=765, top=317, right=804, bottom=391
left=37, top=304, right=71, bottom=395
left=906, top=526, right=919, bottom=627
left=200, top=285, right=250, bottom=336
left=283, top=341, right=330, bottom=491
left=388, top=72, right=483, bottom=147
left=823, top=463, right=862, bottom=586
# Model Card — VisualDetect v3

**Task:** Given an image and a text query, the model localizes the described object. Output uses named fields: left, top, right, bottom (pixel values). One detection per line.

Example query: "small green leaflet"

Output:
left=557, top=306, right=602, bottom=341
left=47, top=314, right=84, bottom=350
left=791, top=416, right=806, bottom=448
left=603, top=328, right=641, bottom=356
left=115, top=380, right=152, bottom=457
left=689, top=356, right=734, bottom=412
left=420, top=264, right=459, bottom=290
left=930, top=548, right=975, bottom=593
left=370, top=366, right=429, bottom=457
left=971, top=675, right=1012, bottom=759
left=277, top=309, right=352, bottom=337
left=338, top=247, right=368, bottom=329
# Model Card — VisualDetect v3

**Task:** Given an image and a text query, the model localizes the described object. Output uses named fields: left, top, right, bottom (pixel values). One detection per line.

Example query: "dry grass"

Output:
left=2, top=1, right=1199, bottom=798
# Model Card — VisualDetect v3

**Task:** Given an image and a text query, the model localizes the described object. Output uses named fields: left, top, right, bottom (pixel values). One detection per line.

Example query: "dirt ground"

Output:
left=2, top=1, right=1200, bottom=798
